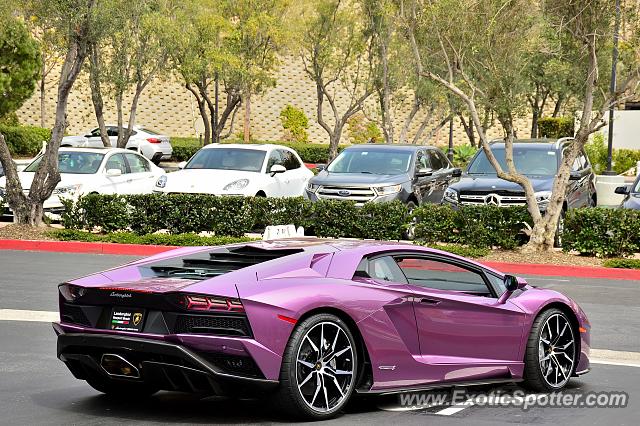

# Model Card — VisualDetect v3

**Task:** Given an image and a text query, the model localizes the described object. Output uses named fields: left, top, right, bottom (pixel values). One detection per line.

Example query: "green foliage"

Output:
left=170, top=138, right=347, bottom=164
left=585, top=133, right=640, bottom=175
left=602, top=258, right=640, bottom=269
left=0, top=125, right=51, bottom=156
left=413, top=204, right=532, bottom=249
left=347, top=114, right=382, bottom=144
left=0, top=16, right=41, bottom=118
left=564, top=208, right=640, bottom=257
left=0, top=112, right=20, bottom=126
left=422, top=243, right=490, bottom=259
left=452, top=145, right=478, bottom=168
left=51, top=229, right=252, bottom=246
left=537, top=117, right=574, bottom=138
left=279, top=105, right=309, bottom=142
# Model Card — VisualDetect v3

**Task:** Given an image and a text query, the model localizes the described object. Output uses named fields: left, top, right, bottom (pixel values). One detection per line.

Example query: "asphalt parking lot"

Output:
left=1, top=250, right=639, bottom=425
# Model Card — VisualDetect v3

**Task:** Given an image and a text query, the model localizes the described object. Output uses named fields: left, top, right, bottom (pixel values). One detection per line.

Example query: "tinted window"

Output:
left=106, top=127, right=118, bottom=137
left=24, top=152, right=105, bottom=174
left=327, top=149, right=412, bottom=175
left=395, top=256, right=491, bottom=296
left=369, top=257, right=408, bottom=283
left=415, top=151, right=430, bottom=171
left=105, top=154, right=128, bottom=174
left=428, top=151, right=444, bottom=170
left=468, top=147, right=558, bottom=176
left=280, top=150, right=301, bottom=170
left=125, top=153, right=150, bottom=173
left=185, top=148, right=266, bottom=172
left=435, top=150, right=450, bottom=169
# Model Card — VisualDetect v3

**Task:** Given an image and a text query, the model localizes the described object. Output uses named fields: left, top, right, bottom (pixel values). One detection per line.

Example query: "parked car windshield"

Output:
left=24, top=152, right=105, bottom=174
left=634, top=177, right=640, bottom=193
left=467, top=146, right=558, bottom=176
left=327, top=149, right=412, bottom=175
left=185, top=148, right=266, bottom=172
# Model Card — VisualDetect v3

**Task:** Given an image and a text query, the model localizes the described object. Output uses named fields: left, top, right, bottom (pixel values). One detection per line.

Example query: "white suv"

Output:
left=154, top=144, right=313, bottom=197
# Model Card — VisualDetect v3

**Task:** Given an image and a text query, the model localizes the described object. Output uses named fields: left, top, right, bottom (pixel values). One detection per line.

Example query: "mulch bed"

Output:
left=0, top=224, right=56, bottom=241
left=480, top=249, right=604, bottom=267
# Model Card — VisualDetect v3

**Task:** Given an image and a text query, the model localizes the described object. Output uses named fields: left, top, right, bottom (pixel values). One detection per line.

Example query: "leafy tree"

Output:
left=0, top=0, right=98, bottom=226
left=279, top=104, right=309, bottom=142
left=301, top=0, right=375, bottom=159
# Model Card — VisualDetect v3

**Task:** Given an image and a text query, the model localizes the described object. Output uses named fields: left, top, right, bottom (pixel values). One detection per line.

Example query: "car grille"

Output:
left=459, top=191, right=527, bottom=207
left=316, top=185, right=376, bottom=204
left=174, top=314, right=251, bottom=337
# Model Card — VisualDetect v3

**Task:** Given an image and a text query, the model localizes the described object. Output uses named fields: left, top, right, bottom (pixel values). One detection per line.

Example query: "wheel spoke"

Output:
left=310, top=373, right=321, bottom=406
left=299, top=371, right=315, bottom=388
left=330, top=345, right=351, bottom=360
left=305, top=335, right=319, bottom=353
left=298, top=359, right=315, bottom=369
left=560, top=351, right=573, bottom=363
left=558, top=340, right=573, bottom=350
left=551, top=354, right=568, bottom=381
left=331, top=325, right=341, bottom=352
left=330, top=368, right=353, bottom=375
left=321, top=373, right=330, bottom=410
left=320, top=323, right=325, bottom=356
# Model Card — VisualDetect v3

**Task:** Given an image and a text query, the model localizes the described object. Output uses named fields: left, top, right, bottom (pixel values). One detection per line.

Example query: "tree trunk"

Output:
left=243, top=91, right=251, bottom=142
left=88, top=46, right=110, bottom=147
left=379, top=39, right=394, bottom=144
left=39, top=57, right=46, bottom=128
left=187, top=83, right=211, bottom=144
left=530, top=106, right=539, bottom=138
left=399, top=96, right=422, bottom=144
left=328, top=122, right=343, bottom=161
left=552, top=94, right=564, bottom=118
left=458, top=112, right=476, bottom=147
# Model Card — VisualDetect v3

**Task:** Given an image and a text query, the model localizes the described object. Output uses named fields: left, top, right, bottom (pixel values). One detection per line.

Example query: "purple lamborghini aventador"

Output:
left=53, top=239, right=590, bottom=420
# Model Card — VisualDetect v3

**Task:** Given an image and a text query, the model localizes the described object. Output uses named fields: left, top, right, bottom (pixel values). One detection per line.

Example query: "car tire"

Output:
left=85, top=376, right=159, bottom=399
left=272, top=313, right=358, bottom=420
left=522, top=308, right=577, bottom=392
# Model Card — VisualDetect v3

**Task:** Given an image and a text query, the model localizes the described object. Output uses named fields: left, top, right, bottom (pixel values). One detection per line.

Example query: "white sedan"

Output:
left=61, top=125, right=172, bottom=163
left=0, top=147, right=165, bottom=218
left=154, top=144, right=313, bottom=197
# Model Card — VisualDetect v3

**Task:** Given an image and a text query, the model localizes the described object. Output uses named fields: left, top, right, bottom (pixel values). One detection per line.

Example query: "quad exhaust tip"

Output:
left=100, top=354, right=140, bottom=379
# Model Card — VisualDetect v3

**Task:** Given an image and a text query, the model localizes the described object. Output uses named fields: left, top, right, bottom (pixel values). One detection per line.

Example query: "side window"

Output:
left=415, top=150, right=430, bottom=171
left=90, top=128, right=101, bottom=137
left=280, top=149, right=302, bottom=170
left=428, top=150, right=444, bottom=170
left=106, top=127, right=119, bottom=137
left=395, top=256, right=492, bottom=296
left=435, top=150, right=451, bottom=169
left=105, top=154, right=128, bottom=174
left=124, top=153, right=150, bottom=173
left=580, top=151, right=590, bottom=169
left=571, top=156, right=583, bottom=172
left=266, top=150, right=284, bottom=172
left=368, top=257, right=408, bottom=283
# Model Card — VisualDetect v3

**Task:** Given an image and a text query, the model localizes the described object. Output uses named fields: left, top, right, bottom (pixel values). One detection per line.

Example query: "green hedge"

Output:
left=413, top=204, right=532, bottom=250
left=537, top=117, right=574, bottom=138
left=0, top=125, right=51, bottom=156
left=585, top=133, right=640, bottom=175
left=602, top=258, right=640, bottom=269
left=51, top=229, right=253, bottom=246
left=170, top=138, right=348, bottom=164
left=564, top=208, right=640, bottom=257
left=61, top=194, right=409, bottom=240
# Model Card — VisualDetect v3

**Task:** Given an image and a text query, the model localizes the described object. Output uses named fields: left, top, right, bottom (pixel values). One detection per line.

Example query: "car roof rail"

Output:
left=555, top=136, right=575, bottom=149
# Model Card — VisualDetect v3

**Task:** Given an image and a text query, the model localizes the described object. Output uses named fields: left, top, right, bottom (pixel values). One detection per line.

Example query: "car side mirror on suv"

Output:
left=452, top=168, right=462, bottom=178
left=270, top=164, right=286, bottom=176
left=416, top=167, right=433, bottom=177
left=569, top=171, right=582, bottom=180
left=615, top=185, right=630, bottom=195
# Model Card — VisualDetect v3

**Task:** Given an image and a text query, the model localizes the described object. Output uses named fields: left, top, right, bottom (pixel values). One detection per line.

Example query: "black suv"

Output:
left=305, top=144, right=461, bottom=208
left=443, top=139, right=596, bottom=241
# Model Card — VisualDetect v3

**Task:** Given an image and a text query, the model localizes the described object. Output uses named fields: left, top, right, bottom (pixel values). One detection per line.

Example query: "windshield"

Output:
left=185, top=148, right=266, bottom=172
left=634, top=177, right=640, bottom=193
left=24, top=152, right=105, bottom=174
left=467, top=147, right=558, bottom=176
left=327, top=149, right=413, bottom=175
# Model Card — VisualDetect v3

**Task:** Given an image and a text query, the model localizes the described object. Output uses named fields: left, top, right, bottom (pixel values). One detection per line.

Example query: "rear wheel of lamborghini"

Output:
left=523, top=308, right=577, bottom=392
left=274, top=313, right=358, bottom=420
left=86, top=376, right=159, bottom=399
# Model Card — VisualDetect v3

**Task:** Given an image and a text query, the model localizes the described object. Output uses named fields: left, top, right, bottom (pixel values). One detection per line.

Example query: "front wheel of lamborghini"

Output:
left=523, top=308, right=577, bottom=392
left=273, top=313, right=358, bottom=420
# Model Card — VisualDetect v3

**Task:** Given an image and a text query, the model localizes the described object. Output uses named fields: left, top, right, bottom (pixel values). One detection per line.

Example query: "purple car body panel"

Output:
left=55, top=238, right=590, bottom=392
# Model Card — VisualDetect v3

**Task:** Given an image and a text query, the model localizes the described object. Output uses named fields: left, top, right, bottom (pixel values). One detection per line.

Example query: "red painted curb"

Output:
left=1, top=239, right=638, bottom=280
left=0, top=239, right=176, bottom=256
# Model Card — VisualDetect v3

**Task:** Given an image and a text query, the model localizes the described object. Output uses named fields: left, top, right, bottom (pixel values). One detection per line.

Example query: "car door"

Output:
left=263, top=149, right=286, bottom=197
left=428, top=149, right=454, bottom=203
left=85, top=128, right=105, bottom=148
left=413, top=150, right=436, bottom=204
left=101, top=153, right=129, bottom=194
left=280, top=148, right=308, bottom=196
left=566, top=152, right=586, bottom=209
left=123, top=152, right=156, bottom=193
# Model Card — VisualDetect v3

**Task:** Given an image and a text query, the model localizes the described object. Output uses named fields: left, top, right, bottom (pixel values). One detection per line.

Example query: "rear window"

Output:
left=139, top=127, right=161, bottom=135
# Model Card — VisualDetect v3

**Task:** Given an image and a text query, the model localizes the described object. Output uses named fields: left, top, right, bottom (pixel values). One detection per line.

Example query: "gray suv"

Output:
left=304, top=144, right=461, bottom=207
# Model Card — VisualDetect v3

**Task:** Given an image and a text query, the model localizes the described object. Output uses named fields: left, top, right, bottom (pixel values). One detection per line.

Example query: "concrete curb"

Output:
left=1, top=239, right=639, bottom=280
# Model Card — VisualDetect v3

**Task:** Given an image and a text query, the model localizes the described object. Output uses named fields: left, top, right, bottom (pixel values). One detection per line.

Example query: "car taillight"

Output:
left=178, top=294, right=245, bottom=312
left=147, top=137, right=161, bottom=144
left=59, top=283, right=86, bottom=302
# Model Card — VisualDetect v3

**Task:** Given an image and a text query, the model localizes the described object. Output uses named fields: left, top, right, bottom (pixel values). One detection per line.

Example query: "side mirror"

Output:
left=270, top=164, right=286, bottom=175
left=497, top=275, right=526, bottom=304
left=106, top=168, right=122, bottom=177
left=177, top=161, right=187, bottom=170
left=615, top=185, right=630, bottom=195
left=569, top=171, right=582, bottom=181
left=315, top=164, right=327, bottom=172
left=416, top=167, right=433, bottom=177
left=452, top=168, right=462, bottom=178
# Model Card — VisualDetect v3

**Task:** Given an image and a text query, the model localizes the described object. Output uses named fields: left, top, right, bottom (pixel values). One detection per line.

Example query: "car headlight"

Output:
left=374, top=184, right=402, bottom=196
left=535, top=191, right=552, bottom=204
left=53, top=184, right=82, bottom=196
left=444, top=188, right=459, bottom=203
left=223, top=179, right=249, bottom=191
left=155, top=175, right=167, bottom=188
left=306, top=182, right=319, bottom=193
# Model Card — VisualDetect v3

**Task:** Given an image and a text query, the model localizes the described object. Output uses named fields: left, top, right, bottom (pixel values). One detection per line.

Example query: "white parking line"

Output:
left=0, top=309, right=58, bottom=322
left=435, top=403, right=473, bottom=416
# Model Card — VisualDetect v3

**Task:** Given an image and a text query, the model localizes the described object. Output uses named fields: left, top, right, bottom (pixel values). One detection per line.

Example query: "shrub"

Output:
left=602, top=258, right=640, bottom=269
left=422, top=243, right=490, bottom=259
left=537, top=117, right=574, bottom=138
left=347, top=114, right=382, bottom=144
left=583, top=133, right=640, bottom=175
left=51, top=229, right=253, bottom=246
left=564, top=208, right=640, bottom=257
left=452, top=145, right=478, bottom=168
left=0, top=125, right=51, bottom=156
left=279, top=105, right=309, bottom=142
